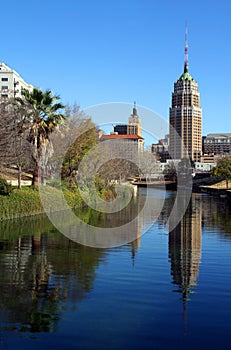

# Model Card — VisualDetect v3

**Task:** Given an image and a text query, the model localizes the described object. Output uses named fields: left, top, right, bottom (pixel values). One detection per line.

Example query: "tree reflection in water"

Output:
left=0, top=191, right=145, bottom=334
left=0, top=215, right=106, bottom=333
left=1, top=190, right=229, bottom=336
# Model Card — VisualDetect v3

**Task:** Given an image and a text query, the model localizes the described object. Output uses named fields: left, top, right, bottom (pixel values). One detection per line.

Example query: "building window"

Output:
left=1, top=86, right=8, bottom=90
left=1, top=94, right=8, bottom=98
left=1, top=77, right=8, bottom=81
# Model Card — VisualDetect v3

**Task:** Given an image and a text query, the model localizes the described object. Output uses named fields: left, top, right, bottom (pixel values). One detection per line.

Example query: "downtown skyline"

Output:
left=1, top=0, right=230, bottom=138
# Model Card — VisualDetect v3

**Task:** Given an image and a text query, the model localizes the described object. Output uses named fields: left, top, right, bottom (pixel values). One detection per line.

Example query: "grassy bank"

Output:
left=0, top=178, right=134, bottom=221
left=0, top=185, right=84, bottom=220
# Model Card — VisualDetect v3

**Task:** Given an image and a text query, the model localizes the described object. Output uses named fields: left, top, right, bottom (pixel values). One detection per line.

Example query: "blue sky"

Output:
left=2, top=0, right=231, bottom=141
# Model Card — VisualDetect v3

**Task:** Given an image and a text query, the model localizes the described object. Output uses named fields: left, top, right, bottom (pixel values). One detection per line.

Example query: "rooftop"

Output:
left=100, top=134, right=144, bottom=140
left=178, top=70, right=194, bottom=82
left=206, top=133, right=231, bottom=138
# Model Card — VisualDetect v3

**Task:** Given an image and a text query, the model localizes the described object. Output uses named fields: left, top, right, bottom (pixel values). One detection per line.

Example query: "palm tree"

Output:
left=22, top=88, right=66, bottom=185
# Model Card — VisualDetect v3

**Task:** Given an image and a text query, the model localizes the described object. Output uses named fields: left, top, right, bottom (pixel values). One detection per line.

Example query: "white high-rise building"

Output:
left=0, top=62, right=33, bottom=98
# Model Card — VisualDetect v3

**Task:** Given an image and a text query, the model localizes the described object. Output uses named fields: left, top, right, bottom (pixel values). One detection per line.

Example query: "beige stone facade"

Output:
left=169, top=69, right=202, bottom=161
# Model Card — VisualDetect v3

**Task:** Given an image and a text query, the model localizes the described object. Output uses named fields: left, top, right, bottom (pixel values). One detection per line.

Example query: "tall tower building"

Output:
left=128, top=102, right=142, bottom=137
left=169, top=27, right=202, bottom=161
left=113, top=102, right=143, bottom=137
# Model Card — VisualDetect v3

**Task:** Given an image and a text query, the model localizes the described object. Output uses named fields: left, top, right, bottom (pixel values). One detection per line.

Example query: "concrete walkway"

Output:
left=6, top=180, right=32, bottom=186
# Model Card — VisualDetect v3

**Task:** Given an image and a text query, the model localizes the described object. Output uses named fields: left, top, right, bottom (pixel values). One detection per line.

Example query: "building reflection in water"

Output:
left=167, top=194, right=202, bottom=335
left=168, top=195, right=202, bottom=302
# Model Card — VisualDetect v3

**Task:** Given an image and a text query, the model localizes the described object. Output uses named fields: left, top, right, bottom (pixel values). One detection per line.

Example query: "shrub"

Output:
left=0, top=178, right=12, bottom=196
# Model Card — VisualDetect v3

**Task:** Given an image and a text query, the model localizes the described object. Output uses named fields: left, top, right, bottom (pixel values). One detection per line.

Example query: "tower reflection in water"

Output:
left=168, top=195, right=202, bottom=301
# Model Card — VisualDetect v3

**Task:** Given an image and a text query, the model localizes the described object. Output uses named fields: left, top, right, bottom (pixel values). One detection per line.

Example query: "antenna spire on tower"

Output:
left=133, top=101, right=137, bottom=116
left=184, top=21, right=188, bottom=73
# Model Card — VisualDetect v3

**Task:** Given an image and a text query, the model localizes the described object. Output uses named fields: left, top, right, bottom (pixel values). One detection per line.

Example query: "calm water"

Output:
left=0, top=189, right=231, bottom=349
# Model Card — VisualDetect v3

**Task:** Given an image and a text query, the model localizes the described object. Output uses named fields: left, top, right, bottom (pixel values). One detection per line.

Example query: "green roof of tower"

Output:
left=177, top=64, right=194, bottom=81
left=178, top=70, right=194, bottom=81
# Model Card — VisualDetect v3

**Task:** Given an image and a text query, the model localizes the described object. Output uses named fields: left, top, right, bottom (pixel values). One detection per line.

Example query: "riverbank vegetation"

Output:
left=212, top=157, right=231, bottom=188
left=0, top=183, right=85, bottom=220
left=0, top=87, right=120, bottom=219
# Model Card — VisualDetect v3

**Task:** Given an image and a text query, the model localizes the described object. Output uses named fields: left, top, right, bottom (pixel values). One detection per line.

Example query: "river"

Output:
left=0, top=188, right=230, bottom=349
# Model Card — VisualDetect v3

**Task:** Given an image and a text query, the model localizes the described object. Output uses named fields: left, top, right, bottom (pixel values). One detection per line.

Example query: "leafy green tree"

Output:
left=22, top=88, right=66, bottom=185
left=62, top=123, right=98, bottom=178
left=55, top=104, right=98, bottom=179
left=212, top=157, right=231, bottom=188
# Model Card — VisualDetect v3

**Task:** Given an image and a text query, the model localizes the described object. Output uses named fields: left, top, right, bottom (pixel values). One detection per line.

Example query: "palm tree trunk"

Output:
left=32, top=164, right=39, bottom=186
left=41, top=167, right=46, bottom=185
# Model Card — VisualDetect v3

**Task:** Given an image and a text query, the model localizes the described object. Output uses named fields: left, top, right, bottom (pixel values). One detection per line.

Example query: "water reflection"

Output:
left=168, top=195, right=202, bottom=301
left=158, top=191, right=231, bottom=303
left=201, top=195, right=231, bottom=238
left=0, top=189, right=230, bottom=344
left=0, top=223, right=106, bottom=333
left=0, top=191, right=147, bottom=334
left=47, top=187, right=163, bottom=248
